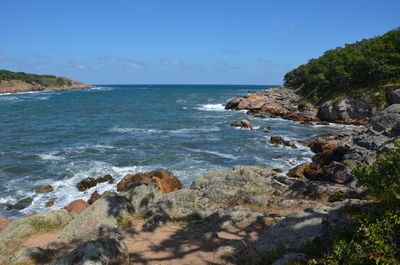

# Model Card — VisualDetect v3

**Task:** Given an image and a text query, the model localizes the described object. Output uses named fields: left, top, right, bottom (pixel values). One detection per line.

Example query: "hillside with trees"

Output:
left=0, top=70, right=92, bottom=94
left=284, top=28, right=400, bottom=103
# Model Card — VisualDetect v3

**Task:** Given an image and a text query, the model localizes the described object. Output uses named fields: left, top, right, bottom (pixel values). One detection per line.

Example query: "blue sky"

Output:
left=0, top=0, right=399, bottom=85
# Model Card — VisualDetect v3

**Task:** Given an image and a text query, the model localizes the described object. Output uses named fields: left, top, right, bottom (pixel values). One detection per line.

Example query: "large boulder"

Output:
left=58, top=195, right=133, bottom=241
left=64, top=199, right=90, bottom=215
left=120, top=183, right=164, bottom=215
left=50, top=238, right=128, bottom=265
left=372, top=104, right=400, bottom=135
left=117, top=170, right=182, bottom=193
left=251, top=200, right=369, bottom=259
left=225, top=94, right=267, bottom=110
left=191, top=166, right=276, bottom=203
left=389, top=88, right=400, bottom=104
left=0, top=210, right=73, bottom=252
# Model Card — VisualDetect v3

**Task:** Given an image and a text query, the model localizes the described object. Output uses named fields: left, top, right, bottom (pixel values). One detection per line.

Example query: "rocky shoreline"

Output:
left=0, top=86, right=399, bottom=264
left=0, top=79, right=94, bottom=94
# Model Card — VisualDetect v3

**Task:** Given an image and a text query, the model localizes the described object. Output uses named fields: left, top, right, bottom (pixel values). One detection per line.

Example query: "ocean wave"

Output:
left=37, top=152, right=64, bottom=161
left=108, top=126, right=163, bottom=134
left=184, top=147, right=237, bottom=160
left=196, top=104, right=225, bottom=111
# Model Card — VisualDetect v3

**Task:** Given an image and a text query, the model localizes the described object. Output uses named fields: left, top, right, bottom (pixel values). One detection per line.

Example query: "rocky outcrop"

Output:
left=50, top=238, right=129, bottom=265
left=58, top=195, right=133, bottom=241
left=317, top=97, right=377, bottom=125
left=0, top=210, right=73, bottom=252
left=270, top=136, right=297, bottom=148
left=117, top=170, right=182, bottom=193
left=76, top=174, right=114, bottom=192
left=0, top=79, right=93, bottom=94
left=225, top=87, right=319, bottom=122
left=231, top=119, right=253, bottom=129
left=249, top=200, right=369, bottom=261
left=371, top=104, right=400, bottom=134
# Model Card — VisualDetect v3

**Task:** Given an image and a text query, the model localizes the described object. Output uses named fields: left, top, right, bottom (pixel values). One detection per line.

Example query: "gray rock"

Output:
left=58, top=195, right=133, bottom=241
left=50, top=238, right=128, bottom=265
left=0, top=210, right=73, bottom=252
left=389, top=88, right=400, bottom=104
left=372, top=104, right=400, bottom=134
left=272, top=252, right=309, bottom=265
left=252, top=199, right=369, bottom=256
left=120, top=183, right=163, bottom=215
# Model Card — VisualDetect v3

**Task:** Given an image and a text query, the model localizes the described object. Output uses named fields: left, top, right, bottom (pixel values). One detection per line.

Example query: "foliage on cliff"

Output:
left=311, top=143, right=400, bottom=265
left=284, top=28, right=400, bottom=103
left=0, top=69, right=72, bottom=87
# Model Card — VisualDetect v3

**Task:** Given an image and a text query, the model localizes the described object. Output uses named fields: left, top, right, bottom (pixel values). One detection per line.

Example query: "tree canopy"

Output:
left=0, top=69, right=72, bottom=87
left=284, top=28, right=400, bottom=103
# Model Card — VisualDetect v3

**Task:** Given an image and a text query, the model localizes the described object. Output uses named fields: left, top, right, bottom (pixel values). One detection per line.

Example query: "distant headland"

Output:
left=0, top=69, right=93, bottom=94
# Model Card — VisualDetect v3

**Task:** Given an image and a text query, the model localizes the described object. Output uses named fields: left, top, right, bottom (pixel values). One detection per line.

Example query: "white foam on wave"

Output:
left=184, top=147, right=237, bottom=160
left=108, top=126, right=163, bottom=134
left=37, top=152, right=64, bottom=161
left=196, top=104, right=225, bottom=111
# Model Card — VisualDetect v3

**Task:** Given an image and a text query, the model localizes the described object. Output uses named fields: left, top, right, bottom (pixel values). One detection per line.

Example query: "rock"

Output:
left=120, top=183, right=164, bottom=215
left=303, top=163, right=324, bottom=180
left=283, top=140, right=297, bottom=148
left=0, top=210, right=73, bottom=252
left=58, top=195, right=133, bottom=241
left=297, top=140, right=311, bottom=147
left=76, top=174, right=115, bottom=192
left=251, top=200, right=369, bottom=258
left=317, top=97, right=377, bottom=124
left=191, top=166, right=275, bottom=203
left=50, top=238, right=129, bottom=265
left=225, top=94, right=267, bottom=110
left=372, top=104, right=400, bottom=134
left=310, top=138, right=338, bottom=153
left=300, top=121, right=313, bottom=126
left=316, top=121, right=330, bottom=125
left=64, top=199, right=90, bottom=215
left=272, top=253, right=309, bottom=265
left=7, top=197, right=33, bottom=210
left=389, top=88, right=400, bottom=104
left=270, top=136, right=284, bottom=145
left=117, top=170, right=182, bottom=194
left=142, top=210, right=170, bottom=232
left=35, top=185, right=53, bottom=193
left=231, top=119, right=253, bottom=129
left=88, top=191, right=101, bottom=204
left=45, top=200, right=55, bottom=207
left=0, top=216, right=11, bottom=230
left=287, top=163, right=309, bottom=180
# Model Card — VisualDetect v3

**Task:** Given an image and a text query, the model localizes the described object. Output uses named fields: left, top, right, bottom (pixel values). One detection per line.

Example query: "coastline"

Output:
left=0, top=80, right=94, bottom=94
left=0, top=85, right=391, bottom=264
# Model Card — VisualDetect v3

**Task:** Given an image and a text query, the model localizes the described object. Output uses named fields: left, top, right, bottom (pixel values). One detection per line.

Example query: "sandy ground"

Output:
left=18, top=216, right=271, bottom=265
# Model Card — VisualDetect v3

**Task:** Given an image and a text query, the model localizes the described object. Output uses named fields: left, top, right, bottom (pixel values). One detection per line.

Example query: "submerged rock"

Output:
left=7, top=197, right=33, bottom=210
left=35, top=185, right=54, bottom=194
left=231, top=119, right=253, bottom=129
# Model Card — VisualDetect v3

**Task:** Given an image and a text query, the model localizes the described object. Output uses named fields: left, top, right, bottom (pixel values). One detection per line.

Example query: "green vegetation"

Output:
left=0, top=69, right=72, bottom=87
left=284, top=28, right=400, bottom=103
left=28, top=217, right=67, bottom=232
left=311, top=142, right=400, bottom=265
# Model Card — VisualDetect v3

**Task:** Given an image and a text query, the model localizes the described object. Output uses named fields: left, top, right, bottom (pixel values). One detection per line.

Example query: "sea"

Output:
left=0, top=85, right=357, bottom=219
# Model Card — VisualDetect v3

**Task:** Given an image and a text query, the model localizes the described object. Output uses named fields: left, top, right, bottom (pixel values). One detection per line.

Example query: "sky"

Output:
left=0, top=0, right=399, bottom=85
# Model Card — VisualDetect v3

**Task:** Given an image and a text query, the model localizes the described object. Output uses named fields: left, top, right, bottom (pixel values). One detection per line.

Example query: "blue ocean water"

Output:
left=0, top=85, right=355, bottom=219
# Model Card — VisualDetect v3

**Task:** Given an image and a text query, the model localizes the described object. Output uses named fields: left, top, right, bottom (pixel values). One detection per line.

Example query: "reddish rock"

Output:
left=45, top=200, right=55, bottom=207
left=231, top=119, right=253, bottom=129
left=303, top=163, right=324, bottom=180
left=35, top=185, right=53, bottom=194
left=88, top=191, right=102, bottom=205
left=76, top=174, right=115, bottom=192
left=297, top=140, right=311, bottom=147
left=117, top=170, right=182, bottom=194
left=310, top=138, right=338, bottom=153
left=300, top=121, right=313, bottom=126
left=0, top=216, right=11, bottom=230
left=316, top=121, right=330, bottom=125
left=287, top=163, right=310, bottom=180
left=64, top=199, right=89, bottom=215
